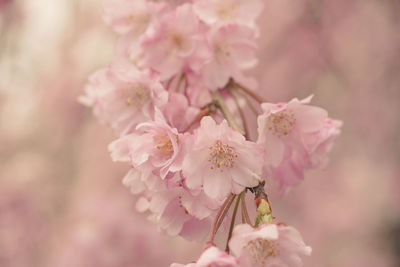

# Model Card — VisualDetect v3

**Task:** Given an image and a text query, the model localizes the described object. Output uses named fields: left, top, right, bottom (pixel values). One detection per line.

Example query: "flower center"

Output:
left=128, top=12, right=151, bottom=35
left=178, top=196, right=189, bottom=214
left=267, top=110, right=296, bottom=137
left=245, top=238, right=279, bottom=266
left=215, top=1, right=239, bottom=20
left=155, top=134, right=174, bottom=159
left=214, top=44, right=231, bottom=64
left=208, top=140, right=237, bottom=171
left=124, top=84, right=150, bottom=109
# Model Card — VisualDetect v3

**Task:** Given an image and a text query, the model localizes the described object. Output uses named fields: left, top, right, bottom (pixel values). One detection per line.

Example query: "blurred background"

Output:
left=0, top=0, right=399, bottom=266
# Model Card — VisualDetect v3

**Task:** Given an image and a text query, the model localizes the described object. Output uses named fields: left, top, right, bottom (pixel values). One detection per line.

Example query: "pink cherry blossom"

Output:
left=257, top=95, right=342, bottom=191
left=303, top=118, right=343, bottom=169
left=184, top=72, right=213, bottom=108
left=161, top=92, right=200, bottom=133
left=118, top=168, right=219, bottom=241
left=229, top=223, right=312, bottom=267
left=202, top=23, right=257, bottom=90
left=103, top=0, right=162, bottom=35
left=193, top=0, right=264, bottom=28
left=140, top=185, right=216, bottom=241
left=79, top=60, right=168, bottom=135
left=109, top=108, right=185, bottom=180
left=140, top=4, right=204, bottom=80
left=77, top=0, right=348, bottom=264
left=182, top=116, right=264, bottom=200
left=171, top=246, right=239, bottom=267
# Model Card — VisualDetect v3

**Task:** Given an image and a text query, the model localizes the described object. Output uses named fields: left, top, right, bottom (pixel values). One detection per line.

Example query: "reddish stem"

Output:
left=226, top=88, right=249, bottom=139
left=182, top=103, right=216, bottom=132
left=241, top=193, right=252, bottom=225
left=231, top=79, right=266, bottom=104
left=206, top=194, right=235, bottom=247
left=225, top=192, right=242, bottom=252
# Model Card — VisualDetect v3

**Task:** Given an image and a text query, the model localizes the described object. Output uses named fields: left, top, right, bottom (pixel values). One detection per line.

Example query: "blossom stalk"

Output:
left=206, top=193, right=235, bottom=246
left=212, top=90, right=245, bottom=135
left=225, top=191, right=243, bottom=252
left=230, top=79, right=266, bottom=104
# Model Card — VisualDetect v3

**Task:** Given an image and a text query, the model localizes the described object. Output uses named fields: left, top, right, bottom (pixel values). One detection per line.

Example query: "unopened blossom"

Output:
left=229, top=223, right=312, bottom=267
left=171, top=246, right=239, bottom=267
left=202, top=23, right=257, bottom=90
left=193, top=0, right=263, bottom=28
left=182, top=116, right=264, bottom=200
left=79, top=60, right=168, bottom=135
left=103, top=0, right=169, bottom=36
left=140, top=4, right=204, bottom=80
left=257, top=95, right=342, bottom=191
left=109, top=108, right=185, bottom=180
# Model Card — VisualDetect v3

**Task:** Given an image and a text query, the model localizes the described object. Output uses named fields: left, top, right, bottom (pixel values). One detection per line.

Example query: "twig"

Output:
left=206, top=193, right=234, bottom=246
left=232, top=87, right=259, bottom=116
left=182, top=102, right=217, bottom=132
left=226, top=88, right=249, bottom=139
left=231, top=79, right=266, bottom=104
left=225, top=192, right=242, bottom=252
left=175, top=72, right=185, bottom=92
left=212, top=90, right=245, bottom=135
left=241, top=192, right=252, bottom=225
left=215, top=194, right=236, bottom=235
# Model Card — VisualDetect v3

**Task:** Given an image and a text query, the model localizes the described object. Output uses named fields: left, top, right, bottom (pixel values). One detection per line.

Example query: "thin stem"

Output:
left=232, top=87, right=259, bottom=116
left=225, top=192, right=242, bottom=252
left=175, top=72, right=185, bottom=92
left=231, top=79, right=266, bottom=104
left=241, top=203, right=246, bottom=224
left=182, top=103, right=216, bottom=132
left=241, top=192, right=252, bottom=225
left=226, top=88, right=249, bottom=139
left=183, top=74, right=190, bottom=105
left=215, top=194, right=236, bottom=235
left=165, top=75, right=176, bottom=91
left=212, top=90, right=245, bottom=135
left=206, top=194, right=234, bottom=246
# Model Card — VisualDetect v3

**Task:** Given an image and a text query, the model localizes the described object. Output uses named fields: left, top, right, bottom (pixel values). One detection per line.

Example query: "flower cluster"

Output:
left=173, top=223, right=312, bottom=267
left=81, top=0, right=342, bottom=266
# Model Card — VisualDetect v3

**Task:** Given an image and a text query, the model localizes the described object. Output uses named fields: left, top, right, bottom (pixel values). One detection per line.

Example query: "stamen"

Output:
left=178, top=196, right=189, bottom=214
left=155, top=134, right=175, bottom=159
left=245, top=238, right=280, bottom=265
left=208, top=140, right=237, bottom=172
left=123, top=84, right=150, bottom=109
left=267, top=110, right=296, bottom=138
left=215, top=2, right=239, bottom=20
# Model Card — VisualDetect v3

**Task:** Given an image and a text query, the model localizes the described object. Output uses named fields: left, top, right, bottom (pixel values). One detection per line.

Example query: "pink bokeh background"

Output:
left=1, top=1, right=399, bottom=266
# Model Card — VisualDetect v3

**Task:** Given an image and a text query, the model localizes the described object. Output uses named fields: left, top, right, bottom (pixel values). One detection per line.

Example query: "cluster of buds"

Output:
left=80, top=0, right=342, bottom=266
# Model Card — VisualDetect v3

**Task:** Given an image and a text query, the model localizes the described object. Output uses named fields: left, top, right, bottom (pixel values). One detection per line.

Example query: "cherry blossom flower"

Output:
left=193, top=0, right=263, bottom=28
left=116, top=166, right=221, bottom=241
left=303, top=118, right=342, bottom=168
left=257, top=95, right=342, bottom=191
left=78, top=0, right=346, bottom=264
left=161, top=92, right=200, bottom=133
left=182, top=116, right=264, bottom=200
left=79, top=60, right=168, bottom=135
left=138, top=184, right=218, bottom=241
left=184, top=72, right=213, bottom=107
left=229, top=223, right=312, bottom=267
left=109, top=108, right=186, bottom=180
left=103, top=0, right=162, bottom=35
left=171, top=246, right=239, bottom=267
left=140, top=4, right=205, bottom=80
left=202, top=23, right=257, bottom=90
